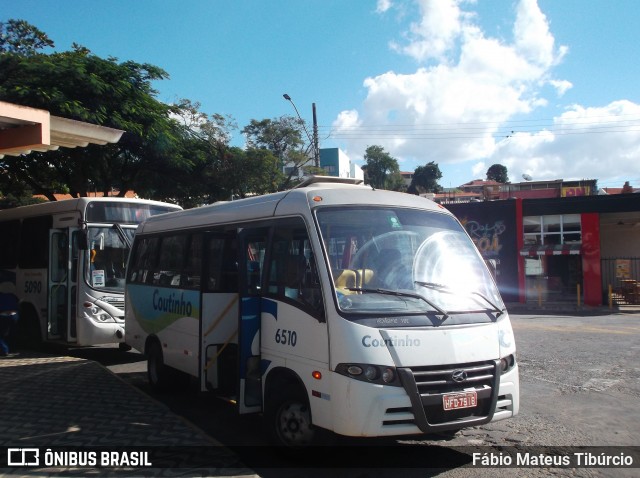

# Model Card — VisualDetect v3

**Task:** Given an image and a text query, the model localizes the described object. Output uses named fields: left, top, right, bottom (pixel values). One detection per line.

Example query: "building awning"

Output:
left=0, top=101, right=124, bottom=159
left=520, top=244, right=582, bottom=256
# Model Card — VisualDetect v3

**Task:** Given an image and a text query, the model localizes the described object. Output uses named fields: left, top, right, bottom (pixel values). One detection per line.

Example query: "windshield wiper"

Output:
left=345, top=287, right=449, bottom=319
left=112, top=223, right=132, bottom=249
left=414, top=281, right=504, bottom=318
left=470, top=292, right=504, bottom=318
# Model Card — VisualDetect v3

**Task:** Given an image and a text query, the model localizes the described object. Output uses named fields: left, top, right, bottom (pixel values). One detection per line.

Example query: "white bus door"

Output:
left=202, top=232, right=240, bottom=399
left=48, top=229, right=77, bottom=342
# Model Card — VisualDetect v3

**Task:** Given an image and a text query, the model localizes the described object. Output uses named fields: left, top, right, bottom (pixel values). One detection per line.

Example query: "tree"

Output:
left=363, top=145, right=400, bottom=190
left=486, top=164, right=509, bottom=183
left=0, top=30, right=184, bottom=200
left=0, top=19, right=54, bottom=55
left=408, top=162, right=443, bottom=194
left=241, top=115, right=313, bottom=188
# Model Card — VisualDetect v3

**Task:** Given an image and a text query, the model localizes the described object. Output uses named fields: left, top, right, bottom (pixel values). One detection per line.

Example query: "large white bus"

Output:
left=0, top=197, right=182, bottom=348
left=125, top=177, right=519, bottom=446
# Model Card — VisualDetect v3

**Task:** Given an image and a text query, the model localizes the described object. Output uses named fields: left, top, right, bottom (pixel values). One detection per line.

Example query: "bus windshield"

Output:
left=86, top=225, right=136, bottom=292
left=316, top=206, right=504, bottom=320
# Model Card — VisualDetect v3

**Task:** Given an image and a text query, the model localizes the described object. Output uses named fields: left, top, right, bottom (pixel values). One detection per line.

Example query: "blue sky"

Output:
left=3, top=0, right=640, bottom=189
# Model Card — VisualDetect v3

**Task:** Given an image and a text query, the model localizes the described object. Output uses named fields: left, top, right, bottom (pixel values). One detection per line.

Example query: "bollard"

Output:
left=608, top=284, right=613, bottom=309
left=577, top=284, right=581, bottom=308
left=538, top=285, right=542, bottom=308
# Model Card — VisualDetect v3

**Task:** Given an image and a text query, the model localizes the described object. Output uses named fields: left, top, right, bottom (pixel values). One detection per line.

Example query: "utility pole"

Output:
left=312, top=103, right=319, bottom=168
left=283, top=94, right=320, bottom=168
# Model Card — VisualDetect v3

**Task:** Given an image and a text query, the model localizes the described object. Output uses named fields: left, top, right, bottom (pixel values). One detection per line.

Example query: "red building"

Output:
left=446, top=192, right=640, bottom=307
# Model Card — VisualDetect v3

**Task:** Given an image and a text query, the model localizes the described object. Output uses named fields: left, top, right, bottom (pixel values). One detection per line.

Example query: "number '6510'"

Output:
left=274, top=328, right=297, bottom=347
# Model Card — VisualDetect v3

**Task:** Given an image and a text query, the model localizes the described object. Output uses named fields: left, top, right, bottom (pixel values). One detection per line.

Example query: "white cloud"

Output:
left=376, top=0, right=393, bottom=14
left=389, top=0, right=465, bottom=61
left=549, top=79, right=572, bottom=97
left=493, top=101, right=640, bottom=185
left=472, top=161, right=486, bottom=178
left=331, top=0, right=640, bottom=188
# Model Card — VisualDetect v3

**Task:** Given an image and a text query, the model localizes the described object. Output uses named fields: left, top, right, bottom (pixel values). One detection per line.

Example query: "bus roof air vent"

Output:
left=293, top=175, right=365, bottom=189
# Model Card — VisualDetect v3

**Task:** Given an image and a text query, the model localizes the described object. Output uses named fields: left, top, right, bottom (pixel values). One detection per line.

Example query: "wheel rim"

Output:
left=276, top=401, right=315, bottom=446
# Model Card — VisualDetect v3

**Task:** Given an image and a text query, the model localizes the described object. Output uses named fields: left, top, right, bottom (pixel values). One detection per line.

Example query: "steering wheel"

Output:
left=351, top=230, right=420, bottom=289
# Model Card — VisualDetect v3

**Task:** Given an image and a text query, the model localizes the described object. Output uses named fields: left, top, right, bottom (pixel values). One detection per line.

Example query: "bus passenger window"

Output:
left=205, top=235, right=238, bottom=293
left=245, top=236, right=266, bottom=296
left=267, top=222, right=323, bottom=316
left=182, top=233, right=202, bottom=289
left=155, top=235, right=186, bottom=287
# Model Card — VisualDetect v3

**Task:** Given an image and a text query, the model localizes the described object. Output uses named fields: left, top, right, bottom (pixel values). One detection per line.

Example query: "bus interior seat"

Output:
left=284, top=255, right=307, bottom=298
left=333, top=269, right=356, bottom=289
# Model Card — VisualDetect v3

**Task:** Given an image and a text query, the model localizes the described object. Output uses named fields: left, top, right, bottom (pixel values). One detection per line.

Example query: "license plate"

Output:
left=443, top=391, right=478, bottom=410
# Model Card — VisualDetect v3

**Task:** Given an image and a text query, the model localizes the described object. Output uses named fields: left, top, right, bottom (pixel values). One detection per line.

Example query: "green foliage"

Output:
left=0, top=32, right=180, bottom=199
left=486, top=164, right=509, bottom=183
left=363, top=145, right=400, bottom=190
left=0, top=19, right=54, bottom=55
left=241, top=115, right=313, bottom=188
left=2, top=20, right=428, bottom=207
left=408, top=162, right=443, bottom=194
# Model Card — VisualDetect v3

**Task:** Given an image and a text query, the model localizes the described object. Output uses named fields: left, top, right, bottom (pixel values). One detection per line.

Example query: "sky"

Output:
left=3, top=0, right=640, bottom=190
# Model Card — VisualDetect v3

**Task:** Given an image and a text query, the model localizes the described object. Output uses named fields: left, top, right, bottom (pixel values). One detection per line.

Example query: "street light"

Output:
left=283, top=93, right=320, bottom=167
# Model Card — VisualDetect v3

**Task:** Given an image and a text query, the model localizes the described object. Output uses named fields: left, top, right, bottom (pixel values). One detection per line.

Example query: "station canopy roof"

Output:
left=0, top=101, right=124, bottom=159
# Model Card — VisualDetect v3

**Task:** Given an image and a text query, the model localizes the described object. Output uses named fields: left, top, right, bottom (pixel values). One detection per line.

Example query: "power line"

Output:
left=315, top=113, right=640, bottom=140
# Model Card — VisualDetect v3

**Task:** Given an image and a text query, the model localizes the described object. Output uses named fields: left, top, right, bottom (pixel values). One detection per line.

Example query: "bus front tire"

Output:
left=266, top=386, right=316, bottom=447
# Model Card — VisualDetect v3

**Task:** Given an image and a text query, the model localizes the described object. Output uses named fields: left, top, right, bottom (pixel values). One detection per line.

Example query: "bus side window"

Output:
left=205, top=234, right=239, bottom=293
left=0, top=220, right=20, bottom=269
left=131, top=237, right=159, bottom=284
left=182, top=233, right=202, bottom=289
left=154, top=235, right=186, bottom=287
left=244, top=234, right=267, bottom=296
left=205, top=237, right=224, bottom=291
left=247, top=240, right=263, bottom=295
left=267, top=223, right=323, bottom=317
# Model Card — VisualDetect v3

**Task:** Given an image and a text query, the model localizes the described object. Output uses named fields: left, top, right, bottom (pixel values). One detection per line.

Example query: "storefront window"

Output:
left=522, top=214, right=583, bottom=302
left=523, top=216, right=542, bottom=245
left=524, top=214, right=581, bottom=245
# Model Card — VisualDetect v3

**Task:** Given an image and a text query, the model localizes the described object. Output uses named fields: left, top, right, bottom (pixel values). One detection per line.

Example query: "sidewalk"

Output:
left=505, top=300, right=640, bottom=316
left=0, top=350, right=259, bottom=476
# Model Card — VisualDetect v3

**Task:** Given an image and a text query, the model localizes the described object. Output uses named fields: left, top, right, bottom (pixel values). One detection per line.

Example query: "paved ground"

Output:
left=0, top=351, right=258, bottom=477
left=1, top=301, right=638, bottom=477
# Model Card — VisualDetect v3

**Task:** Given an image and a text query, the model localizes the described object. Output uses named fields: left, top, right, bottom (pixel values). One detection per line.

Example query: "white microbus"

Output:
left=125, top=177, right=519, bottom=446
left=0, top=197, right=182, bottom=347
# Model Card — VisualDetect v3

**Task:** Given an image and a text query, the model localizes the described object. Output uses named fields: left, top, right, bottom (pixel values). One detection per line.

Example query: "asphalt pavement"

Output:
left=1, top=300, right=638, bottom=477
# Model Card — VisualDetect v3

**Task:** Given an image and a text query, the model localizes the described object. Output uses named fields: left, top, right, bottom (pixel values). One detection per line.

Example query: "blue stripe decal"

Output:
left=262, top=297, right=278, bottom=320
left=239, top=297, right=260, bottom=379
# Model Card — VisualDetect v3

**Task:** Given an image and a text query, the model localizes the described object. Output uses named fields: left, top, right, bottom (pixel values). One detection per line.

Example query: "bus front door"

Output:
left=237, top=228, right=268, bottom=414
left=201, top=228, right=265, bottom=413
left=48, top=229, right=77, bottom=342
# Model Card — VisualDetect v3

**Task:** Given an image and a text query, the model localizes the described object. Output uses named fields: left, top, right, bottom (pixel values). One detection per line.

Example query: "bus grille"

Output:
left=390, top=360, right=499, bottom=432
left=102, top=298, right=125, bottom=311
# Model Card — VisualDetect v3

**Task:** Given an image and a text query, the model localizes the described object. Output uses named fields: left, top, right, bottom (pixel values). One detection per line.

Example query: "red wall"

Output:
left=581, top=213, right=601, bottom=306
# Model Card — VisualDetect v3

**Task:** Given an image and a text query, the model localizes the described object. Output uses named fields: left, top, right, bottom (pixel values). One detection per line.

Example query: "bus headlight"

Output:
left=364, top=365, right=379, bottom=381
left=336, top=363, right=401, bottom=387
left=83, top=302, right=116, bottom=323
left=347, top=365, right=363, bottom=376
left=382, top=368, right=395, bottom=383
left=499, top=354, right=516, bottom=374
